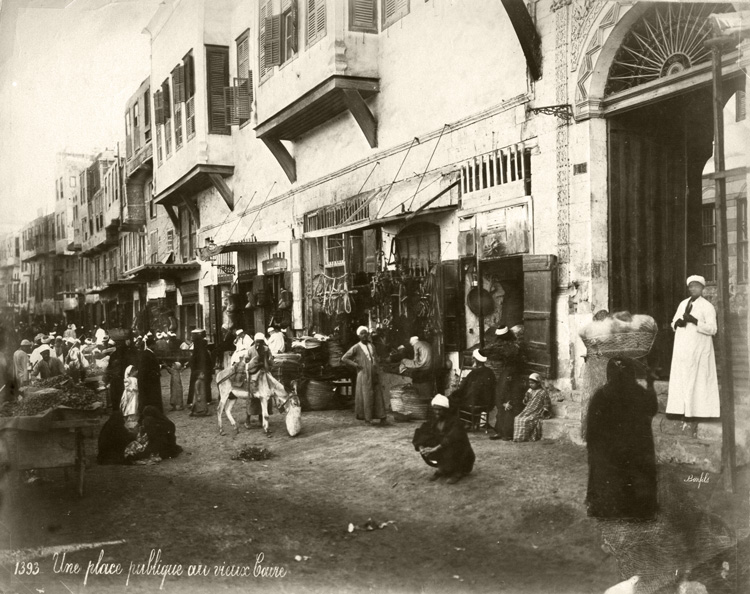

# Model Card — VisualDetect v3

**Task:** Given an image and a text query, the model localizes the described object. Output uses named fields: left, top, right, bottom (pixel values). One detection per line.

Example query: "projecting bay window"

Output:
left=206, top=45, right=230, bottom=135
left=172, top=65, right=184, bottom=150
left=183, top=51, right=196, bottom=140
left=259, top=0, right=301, bottom=81
left=382, top=0, right=408, bottom=29
left=162, top=79, right=172, bottom=157
left=350, top=0, right=377, bottom=33
left=701, top=205, right=717, bottom=284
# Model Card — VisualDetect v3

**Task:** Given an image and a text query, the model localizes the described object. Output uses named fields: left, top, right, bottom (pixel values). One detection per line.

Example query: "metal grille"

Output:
left=460, top=144, right=529, bottom=195
left=303, top=194, right=371, bottom=233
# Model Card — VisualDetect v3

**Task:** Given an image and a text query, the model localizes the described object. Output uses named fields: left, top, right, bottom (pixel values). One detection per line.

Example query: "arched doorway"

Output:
left=593, top=2, right=745, bottom=375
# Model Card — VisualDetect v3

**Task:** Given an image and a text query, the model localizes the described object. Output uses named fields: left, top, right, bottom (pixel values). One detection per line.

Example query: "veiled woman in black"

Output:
left=586, top=357, right=658, bottom=520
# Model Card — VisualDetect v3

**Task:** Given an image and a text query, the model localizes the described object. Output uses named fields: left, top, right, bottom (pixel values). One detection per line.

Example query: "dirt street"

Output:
left=2, top=372, right=748, bottom=594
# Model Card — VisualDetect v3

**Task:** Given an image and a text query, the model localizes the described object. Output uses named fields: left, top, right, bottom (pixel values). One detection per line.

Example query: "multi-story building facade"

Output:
left=20, top=213, right=59, bottom=323
left=0, top=232, right=21, bottom=323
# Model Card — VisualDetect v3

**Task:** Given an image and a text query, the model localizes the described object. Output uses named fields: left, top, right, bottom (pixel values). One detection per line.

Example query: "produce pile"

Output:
left=0, top=382, right=102, bottom=417
left=231, top=446, right=272, bottom=462
left=579, top=311, right=658, bottom=339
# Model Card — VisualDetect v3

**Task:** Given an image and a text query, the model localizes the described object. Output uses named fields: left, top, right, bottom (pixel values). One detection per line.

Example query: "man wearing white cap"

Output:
left=513, top=373, right=551, bottom=441
left=231, top=329, right=253, bottom=365
left=450, top=349, right=496, bottom=427
left=341, top=326, right=387, bottom=425
left=666, top=275, right=720, bottom=418
left=412, top=394, right=476, bottom=484
left=12, top=339, right=32, bottom=393
left=267, top=326, right=286, bottom=356
left=398, top=335, right=433, bottom=378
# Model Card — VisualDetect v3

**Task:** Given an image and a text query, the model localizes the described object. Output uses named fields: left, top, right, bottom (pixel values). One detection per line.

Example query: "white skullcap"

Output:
left=431, top=394, right=450, bottom=409
left=84, top=338, right=93, bottom=345
left=409, top=336, right=419, bottom=344
left=473, top=349, right=488, bottom=362
left=267, top=327, right=275, bottom=333
left=356, top=326, right=369, bottom=335
left=254, top=332, right=266, bottom=342
left=236, top=329, right=244, bottom=335
left=529, top=373, right=543, bottom=383
left=495, top=326, right=509, bottom=336
left=39, top=345, right=51, bottom=354
left=108, top=339, right=115, bottom=346
left=686, top=275, right=706, bottom=287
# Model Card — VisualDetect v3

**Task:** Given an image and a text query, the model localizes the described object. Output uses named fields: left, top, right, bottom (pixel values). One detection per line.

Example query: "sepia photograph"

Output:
left=0, top=0, right=748, bottom=592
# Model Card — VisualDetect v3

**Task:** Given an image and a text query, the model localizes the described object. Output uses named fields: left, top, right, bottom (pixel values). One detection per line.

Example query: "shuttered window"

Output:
left=162, top=79, right=172, bottom=156
left=172, top=65, right=184, bottom=149
left=350, top=0, right=377, bottom=33
left=259, top=0, right=272, bottom=78
left=307, top=0, right=326, bottom=47
left=206, top=45, right=230, bottom=135
left=382, top=0, right=408, bottom=28
left=182, top=51, right=196, bottom=141
left=236, top=31, right=252, bottom=126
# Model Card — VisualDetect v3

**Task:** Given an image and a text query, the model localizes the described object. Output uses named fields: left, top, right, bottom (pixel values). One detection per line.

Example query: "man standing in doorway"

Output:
left=666, top=275, right=720, bottom=418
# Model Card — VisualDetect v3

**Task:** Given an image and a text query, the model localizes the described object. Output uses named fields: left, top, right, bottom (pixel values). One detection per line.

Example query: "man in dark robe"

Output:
left=187, top=329, right=213, bottom=407
left=138, top=335, right=163, bottom=413
left=449, top=348, right=495, bottom=420
left=586, top=357, right=658, bottom=520
left=413, top=394, right=475, bottom=484
left=486, top=326, right=526, bottom=440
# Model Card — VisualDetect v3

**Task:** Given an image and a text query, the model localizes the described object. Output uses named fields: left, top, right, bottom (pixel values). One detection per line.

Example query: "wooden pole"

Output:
left=476, top=217, right=484, bottom=348
left=710, top=44, right=736, bottom=493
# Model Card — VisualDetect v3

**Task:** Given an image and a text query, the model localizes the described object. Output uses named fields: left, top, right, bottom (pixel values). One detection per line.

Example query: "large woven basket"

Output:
left=327, top=339, right=344, bottom=367
left=390, top=384, right=430, bottom=420
left=301, top=380, right=337, bottom=411
left=581, top=331, right=657, bottom=359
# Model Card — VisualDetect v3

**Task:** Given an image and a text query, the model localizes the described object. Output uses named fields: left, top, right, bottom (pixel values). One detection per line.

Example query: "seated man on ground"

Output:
left=412, top=394, right=476, bottom=484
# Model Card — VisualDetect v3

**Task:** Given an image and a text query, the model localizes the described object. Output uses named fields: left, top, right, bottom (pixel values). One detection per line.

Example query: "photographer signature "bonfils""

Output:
left=684, top=472, right=710, bottom=488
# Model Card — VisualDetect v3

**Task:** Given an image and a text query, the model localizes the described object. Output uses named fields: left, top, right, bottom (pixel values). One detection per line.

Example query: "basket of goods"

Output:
left=271, top=353, right=302, bottom=390
left=3, top=378, right=103, bottom=419
left=300, top=380, right=337, bottom=411
left=327, top=338, right=343, bottom=367
left=390, top=383, right=430, bottom=420
left=579, top=311, right=658, bottom=359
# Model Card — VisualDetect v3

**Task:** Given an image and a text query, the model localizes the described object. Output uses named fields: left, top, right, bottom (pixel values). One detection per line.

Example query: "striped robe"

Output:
left=513, top=388, right=551, bottom=442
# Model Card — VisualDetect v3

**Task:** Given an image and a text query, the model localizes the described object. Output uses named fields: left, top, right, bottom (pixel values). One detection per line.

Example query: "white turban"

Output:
left=529, top=373, right=543, bottom=383
left=267, top=327, right=275, bottom=334
left=686, top=275, right=706, bottom=287
left=236, top=329, right=244, bottom=336
left=39, top=345, right=51, bottom=354
left=254, top=332, right=266, bottom=342
left=431, top=394, right=450, bottom=409
left=495, top=326, right=509, bottom=336
left=409, top=336, right=419, bottom=345
left=473, top=349, right=488, bottom=363
left=356, top=326, right=369, bottom=336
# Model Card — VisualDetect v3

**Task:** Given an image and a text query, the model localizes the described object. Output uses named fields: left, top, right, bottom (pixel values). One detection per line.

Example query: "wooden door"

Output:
left=522, top=255, right=556, bottom=378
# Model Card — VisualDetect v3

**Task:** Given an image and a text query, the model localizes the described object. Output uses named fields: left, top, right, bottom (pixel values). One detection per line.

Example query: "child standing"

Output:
left=120, top=365, right=139, bottom=432
left=166, top=362, right=185, bottom=411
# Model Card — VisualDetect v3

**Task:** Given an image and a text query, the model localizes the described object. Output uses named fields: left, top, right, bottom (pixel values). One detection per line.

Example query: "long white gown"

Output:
left=666, top=296, right=720, bottom=417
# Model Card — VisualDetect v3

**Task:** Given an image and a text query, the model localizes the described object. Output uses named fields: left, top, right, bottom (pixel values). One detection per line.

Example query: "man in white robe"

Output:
left=666, top=275, right=720, bottom=418
left=231, top=329, right=253, bottom=364
left=267, top=327, right=286, bottom=355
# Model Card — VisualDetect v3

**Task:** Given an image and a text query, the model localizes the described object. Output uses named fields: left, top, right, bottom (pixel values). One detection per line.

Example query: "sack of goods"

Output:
left=579, top=311, right=658, bottom=359
left=285, top=395, right=302, bottom=437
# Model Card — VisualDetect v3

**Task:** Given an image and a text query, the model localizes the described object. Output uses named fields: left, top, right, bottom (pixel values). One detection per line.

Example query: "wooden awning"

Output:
left=154, top=164, right=235, bottom=226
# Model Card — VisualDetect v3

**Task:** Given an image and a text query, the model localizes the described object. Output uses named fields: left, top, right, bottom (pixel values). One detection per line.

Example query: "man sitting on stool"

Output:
left=413, top=394, right=476, bottom=485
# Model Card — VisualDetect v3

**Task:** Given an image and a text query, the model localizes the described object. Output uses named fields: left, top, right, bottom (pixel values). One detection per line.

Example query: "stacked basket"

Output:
left=271, top=353, right=302, bottom=390
left=327, top=338, right=343, bottom=367
left=390, top=383, right=430, bottom=420
left=300, top=380, right=337, bottom=411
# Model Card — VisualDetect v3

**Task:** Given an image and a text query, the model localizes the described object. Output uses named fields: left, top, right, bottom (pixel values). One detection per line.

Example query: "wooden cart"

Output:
left=1, top=410, right=101, bottom=497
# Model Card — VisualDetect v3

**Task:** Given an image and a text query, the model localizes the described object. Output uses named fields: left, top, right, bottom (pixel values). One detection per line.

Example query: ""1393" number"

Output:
left=14, top=561, right=40, bottom=575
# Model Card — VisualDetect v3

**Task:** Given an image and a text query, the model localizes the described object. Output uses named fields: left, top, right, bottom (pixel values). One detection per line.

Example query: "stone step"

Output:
left=654, top=433, right=721, bottom=473
left=550, top=401, right=582, bottom=420
left=541, top=418, right=584, bottom=446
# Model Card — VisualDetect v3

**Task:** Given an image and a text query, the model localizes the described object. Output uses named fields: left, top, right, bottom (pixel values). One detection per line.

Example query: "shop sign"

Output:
left=147, top=279, right=176, bottom=300
left=262, top=257, right=288, bottom=274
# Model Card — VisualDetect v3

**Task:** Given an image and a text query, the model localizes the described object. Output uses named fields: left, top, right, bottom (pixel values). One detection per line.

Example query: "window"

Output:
left=236, top=32, right=252, bottom=127
left=206, top=45, right=230, bottom=135
left=69, top=176, right=76, bottom=188
left=737, top=90, right=747, bottom=122
left=701, top=205, right=717, bottom=283
left=350, top=0, right=377, bottom=33
left=166, top=229, right=175, bottom=253
left=150, top=230, right=158, bottom=264
left=325, top=233, right=345, bottom=268
left=739, top=198, right=748, bottom=283
left=172, top=64, right=184, bottom=149
left=162, top=79, right=172, bottom=156
left=183, top=51, right=196, bottom=139
left=125, top=110, right=132, bottom=158
left=133, top=103, right=141, bottom=151
left=307, top=0, right=326, bottom=47
left=280, top=2, right=298, bottom=64
left=382, top=0, right=408, bottom=28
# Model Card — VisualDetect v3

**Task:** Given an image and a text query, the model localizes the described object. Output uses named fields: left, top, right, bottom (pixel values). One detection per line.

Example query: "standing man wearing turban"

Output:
left=666, top=275, right=720, bottom=418
left=342, top=326, right=387, bottom=426
left=412, top=394, right=476, bottom=484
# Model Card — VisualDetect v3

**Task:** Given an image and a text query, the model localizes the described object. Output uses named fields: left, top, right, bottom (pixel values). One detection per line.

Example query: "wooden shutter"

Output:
left=206, top=45, right=230, bottom=134
left=154, top=90, right=164, bottom=126
left=522, top=255, right=557, bottom=378
left=350, top=0, right=377, bottom=32
left=264, top=15, right=281, bottom=67
left=383, top=0, right=408, bottom=27
left=172, top=64, right=185, bottom=104
left=307, top=0, right=326, bottom=45
left=237, top=33, right=250, bottom=78
left=440, top=260, right=463, bottom=352
left=224, top=84, right=238, bottom=126
left=259, top=0, right=269, bottom=76
left=183, top=52, right=195, bottom=98
left=363, top=227, right=378, bottom=273
left=236, top=77, right=252, bottom=120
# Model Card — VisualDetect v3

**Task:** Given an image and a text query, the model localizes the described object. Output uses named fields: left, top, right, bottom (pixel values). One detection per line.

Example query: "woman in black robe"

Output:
left=97, top=411, right=133, bottom=465
left=141, top=405, right=183, bottom=459
left=413, top=395, right=475, bottom=484
left=586, top=357, right=658, bottom=520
